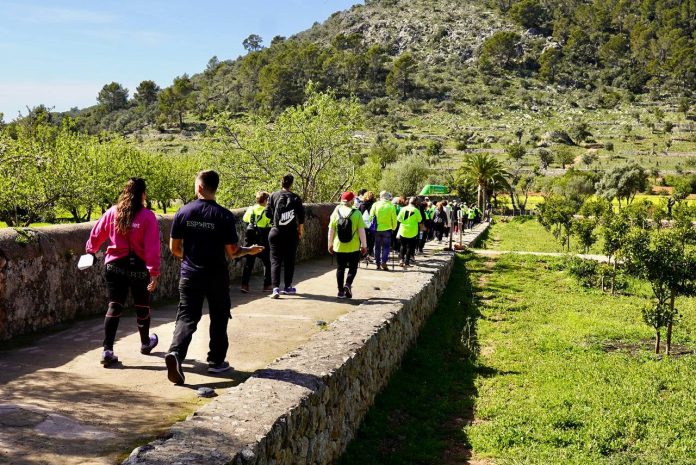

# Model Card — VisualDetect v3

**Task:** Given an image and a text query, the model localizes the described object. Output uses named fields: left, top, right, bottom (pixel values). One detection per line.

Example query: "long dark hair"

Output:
left=115, top=178, right=146, bottom=235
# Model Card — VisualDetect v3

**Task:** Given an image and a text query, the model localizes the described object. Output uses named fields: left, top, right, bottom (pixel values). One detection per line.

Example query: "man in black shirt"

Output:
left=165, top=170, right=263, bottom=385
left=264, top=173, right=305, bottom=299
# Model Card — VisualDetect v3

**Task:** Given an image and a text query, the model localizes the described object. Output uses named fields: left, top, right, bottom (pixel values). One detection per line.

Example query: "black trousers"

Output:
left=103, top=257, right=151, bottom=350
left=242, top=229, right=271, bottom=286
left=399, top=236, right=418, bottom=265
left=168, top=272, right=231, bottom=364
left=366, top=231, right=375, bottom=257
left=435, top=223, right=446, bottom=241
left=336, top=251, right=360, bottom=290
left=268, top=227, right=298, bottom=289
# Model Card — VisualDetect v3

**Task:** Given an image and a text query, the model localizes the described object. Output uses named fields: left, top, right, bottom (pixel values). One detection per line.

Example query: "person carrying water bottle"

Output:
left=328, top=192, right=367, bottom=299
left=86, top=177, right=161, bottom=367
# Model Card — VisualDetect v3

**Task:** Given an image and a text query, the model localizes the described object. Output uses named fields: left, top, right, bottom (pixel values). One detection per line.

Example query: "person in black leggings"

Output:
left=86, top=178, right=161, bottom=366
left=265, top=174, right=305, bottom=299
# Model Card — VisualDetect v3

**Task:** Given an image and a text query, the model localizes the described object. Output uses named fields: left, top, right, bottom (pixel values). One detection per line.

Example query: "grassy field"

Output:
left=339, top=252, right=696, bottom=464
left=477, top=216, right=605, bottom=255
left=467, top=254, right=696, bottom=464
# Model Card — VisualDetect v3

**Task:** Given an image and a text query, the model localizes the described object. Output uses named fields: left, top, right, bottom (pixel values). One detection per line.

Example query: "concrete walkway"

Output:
left=0, top=227, right=485, bottom=465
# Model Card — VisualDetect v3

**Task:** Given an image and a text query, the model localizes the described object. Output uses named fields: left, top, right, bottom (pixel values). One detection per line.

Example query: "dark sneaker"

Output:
left=101, top=350, right=119, bottom=367
left=344, top=285, right=352, bottom=299
left=282, top=287, right=297, bottom=295
left=270, top=288, right=281, bottom=299
left=165, top=352, right=185, bottom=385
left=381, top=263, right=389, bottom=271
left=240, top=284, right=250, bottom=294
left=207, top=361, right=231, bottom=373
left=140, top=334, right=159, bottom=355
left=337, top=289, right=346, bottom=299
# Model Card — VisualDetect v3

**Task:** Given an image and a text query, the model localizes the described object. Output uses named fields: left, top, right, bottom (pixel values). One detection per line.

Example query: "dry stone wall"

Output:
left=0, top=204, right=334, bottom=341
left=123, top=224, right=489, bottom=465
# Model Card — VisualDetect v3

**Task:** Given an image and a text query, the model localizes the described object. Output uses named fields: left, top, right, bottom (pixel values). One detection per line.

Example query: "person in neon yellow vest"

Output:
left=328, top=192, right=367, bottom=299
left=369, top=191, right=397, bottom=271
left=241, top=191, right=272, bottom=293
left=467, top=206, right=476, bottom=230
left=397, top=197, right=423, bottom=268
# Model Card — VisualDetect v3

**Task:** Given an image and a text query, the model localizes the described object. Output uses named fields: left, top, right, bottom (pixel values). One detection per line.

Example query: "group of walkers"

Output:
left=86, top=171, right=302, bottom=384
left=85, top=171, right=481, bottom=384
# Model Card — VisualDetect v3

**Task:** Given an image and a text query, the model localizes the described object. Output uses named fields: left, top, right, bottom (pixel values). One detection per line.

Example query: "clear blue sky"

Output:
left=0, top=0, right=362, bottom=121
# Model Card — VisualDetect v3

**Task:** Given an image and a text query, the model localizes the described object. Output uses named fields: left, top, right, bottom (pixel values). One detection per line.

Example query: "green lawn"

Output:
left=477, top=216, right=605, bottom=255
left=467, top=254, right=696, bottom=464
left=339, top=252, right=696, bottom=464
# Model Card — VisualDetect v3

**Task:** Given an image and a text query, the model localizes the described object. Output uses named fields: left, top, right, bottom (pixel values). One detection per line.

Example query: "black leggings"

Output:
left=242, top=229, right=271, bottom=286
left=103, top=257, right=151, bottom=350
left=435, top=223, right=446, bottom=241
left=268, top=227, right=299, bottom=289
left=399, top=236, right=418, bottom=265
left=336, top=251, right=360, bottom=290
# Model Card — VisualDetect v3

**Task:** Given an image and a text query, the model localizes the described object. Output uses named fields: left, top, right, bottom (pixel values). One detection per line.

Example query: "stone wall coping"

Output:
left=124, top=223, right=490, bottom=465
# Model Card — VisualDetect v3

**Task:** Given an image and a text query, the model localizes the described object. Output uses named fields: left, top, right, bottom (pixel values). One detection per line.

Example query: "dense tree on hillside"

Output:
left=97, top=82, right=129, bottom=112
left=134, top=80, right=160, bottom=106
left=242, top=34, right=264, bottom=52
left=386, top=53, right=417, bottom=100
left=158, top=75, right=194, bottom=128
left=509, top=0, right=549, bottom=29
left=479, top=31, right=521, bottom=72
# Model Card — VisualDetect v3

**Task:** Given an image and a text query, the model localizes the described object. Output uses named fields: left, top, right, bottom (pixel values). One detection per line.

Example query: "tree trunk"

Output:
left=666, top=292, right=676, bottom=355
left=611, top=260, right=616, bottom=296
left=655, top=329, right=661, bottom=354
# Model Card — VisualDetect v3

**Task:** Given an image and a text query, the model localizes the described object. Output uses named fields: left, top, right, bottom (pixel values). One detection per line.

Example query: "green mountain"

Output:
left=20, top=0, right=695, bottom=138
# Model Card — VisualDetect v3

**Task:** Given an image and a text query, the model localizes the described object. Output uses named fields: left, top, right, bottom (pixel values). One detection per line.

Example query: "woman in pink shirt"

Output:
left=86, top=178, right=161, bottom=366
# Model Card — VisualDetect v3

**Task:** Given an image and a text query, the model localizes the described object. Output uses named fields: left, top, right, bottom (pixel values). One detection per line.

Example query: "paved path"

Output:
left=0, top=225, right=487, bottom=465
left=471, top=249, right=610, bottom=262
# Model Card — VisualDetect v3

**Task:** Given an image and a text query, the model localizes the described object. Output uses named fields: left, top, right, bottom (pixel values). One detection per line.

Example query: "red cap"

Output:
left=341, top=191, right=355, bottom=202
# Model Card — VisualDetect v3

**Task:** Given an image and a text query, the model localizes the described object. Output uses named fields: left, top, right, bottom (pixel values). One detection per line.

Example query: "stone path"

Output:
left=0, top=226, right=487, bottom=465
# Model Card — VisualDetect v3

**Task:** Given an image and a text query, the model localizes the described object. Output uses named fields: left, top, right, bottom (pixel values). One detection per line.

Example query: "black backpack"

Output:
left=245, top=211, right=260, bottom=242
left=336, top=208, right=355, bottom=243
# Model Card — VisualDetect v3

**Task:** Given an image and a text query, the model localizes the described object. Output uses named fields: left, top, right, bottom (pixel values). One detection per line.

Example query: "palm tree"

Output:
left=459, top=153, right=510, bottom=211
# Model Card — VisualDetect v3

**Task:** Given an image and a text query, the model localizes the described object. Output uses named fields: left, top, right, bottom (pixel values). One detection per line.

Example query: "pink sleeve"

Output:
left=143, top=212, right=161, bottom=277
left=85, top=211, right=110, bottom=254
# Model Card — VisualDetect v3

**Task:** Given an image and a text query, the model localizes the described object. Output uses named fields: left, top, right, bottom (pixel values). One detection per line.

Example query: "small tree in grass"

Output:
left=538, top=195, right=577, bottom=252
left=622, top=223, right=696, bottom=354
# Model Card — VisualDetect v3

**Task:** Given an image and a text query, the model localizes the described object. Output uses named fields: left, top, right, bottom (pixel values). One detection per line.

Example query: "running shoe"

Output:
left=101, top=350, right=119, bottom=367
left=165, top=352, right=185, bottom=385
left=240, top=284, right=250, bottom=294
left=270, top=288, right=280, bottom=299
left=343, top=285, right=352, bottom=299
left=140, top=334, right=159, bottom=355
left=282, top=287, right=297, bottom=295
left=207, top=361, right=231, bottom=373
left=381, top=263, right=389, bottom=271
left=337, top=289, right=346, bottom=299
